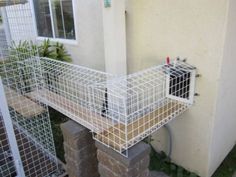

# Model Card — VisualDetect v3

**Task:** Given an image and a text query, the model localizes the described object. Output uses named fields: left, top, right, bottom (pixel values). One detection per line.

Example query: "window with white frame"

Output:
left=33, top=0, right=76, bottom=40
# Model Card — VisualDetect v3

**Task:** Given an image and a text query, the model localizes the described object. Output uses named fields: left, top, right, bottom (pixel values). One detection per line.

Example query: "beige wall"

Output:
left=208, top=0, right=236, bottom=176
left=125, top=0, right=229, bottom=177
left=64, top=0, right=105, bottom=71
left=18, top=0, right=234, bottom=176
left=47, top=0, right=235, bottom=176
left=101, top=0, right=127, bottom=75
left=68, top=0, right=234, bottom=176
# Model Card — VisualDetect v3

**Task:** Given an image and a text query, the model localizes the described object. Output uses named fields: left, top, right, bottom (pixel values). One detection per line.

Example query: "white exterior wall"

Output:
left=43, top=0, right=106, bottom=70
left=208, top=0, right=236, bottom=176
left=4, top=0, right=106, bottom=71
left=64, top=0, right=105, bottom=71
left=4, top=1, right=236, bottom=176
left=101, top=0, right=127, bottom=75
left=125, top=0, right=230, bottom=177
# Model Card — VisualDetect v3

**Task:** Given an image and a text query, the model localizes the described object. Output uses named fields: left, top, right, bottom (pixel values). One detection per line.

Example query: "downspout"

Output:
left=101, top=0, right=127, bottom=75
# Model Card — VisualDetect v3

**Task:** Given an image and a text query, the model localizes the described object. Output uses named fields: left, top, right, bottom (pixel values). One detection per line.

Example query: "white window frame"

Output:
left=30, top=0, right=78, bottom=45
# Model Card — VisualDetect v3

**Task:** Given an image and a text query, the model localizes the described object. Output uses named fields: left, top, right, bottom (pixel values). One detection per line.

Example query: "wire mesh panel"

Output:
left=3, top=1, right=35, bottom=43
left=26, top=57, right=114, bottom=131
left=0, top=58, right=58, bottom=177
left=22, top=57, right=196, bottom=157
left=89, top=60, right=196, bottom=156
left=0, top=1, right=58, bottom=176
left=0, top=24, right=8, bottom=60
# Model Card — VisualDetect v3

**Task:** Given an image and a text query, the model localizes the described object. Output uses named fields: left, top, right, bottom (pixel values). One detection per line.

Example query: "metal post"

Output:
left=0, top=78, right=25, bottom=177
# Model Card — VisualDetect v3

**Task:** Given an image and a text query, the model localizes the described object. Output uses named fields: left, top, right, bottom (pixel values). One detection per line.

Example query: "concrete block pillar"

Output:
left=61, top=120, right=99, bottom=177
left=96, top=141, right=151, bottom=177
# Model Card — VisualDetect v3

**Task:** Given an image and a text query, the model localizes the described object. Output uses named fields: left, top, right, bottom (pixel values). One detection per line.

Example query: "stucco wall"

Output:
left=208, top=0, right=236, bottom=176
left=4, top=1, right=235, bottom=176
left=125, top=0, right=229, bottom=176
left=65, top=0, right=105, bottom=71
left=3, top=1, right=106, bottom=71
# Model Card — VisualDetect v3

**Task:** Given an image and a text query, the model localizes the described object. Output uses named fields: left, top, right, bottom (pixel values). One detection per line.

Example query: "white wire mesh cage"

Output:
left=0, top=1, right=58, bottom=176
left=0, top=0, right=197, bottom=162
left=1, top=58, right=58, bottom=176
left=22, top=57, right=196, bottom=157
left=0, top=58, right=59, bottom=177
left=0, top=21, right=8, bottom=60
left=89, top=60, right=196, bottom=156
left=24, top=57, right=114, bottom=131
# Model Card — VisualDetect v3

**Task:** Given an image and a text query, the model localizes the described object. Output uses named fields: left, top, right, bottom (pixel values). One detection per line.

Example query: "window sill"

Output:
left=36, top=37, right=78, bottom=46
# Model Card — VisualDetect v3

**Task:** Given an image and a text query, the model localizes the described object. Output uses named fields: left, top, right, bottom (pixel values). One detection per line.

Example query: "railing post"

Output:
left=0, top=78, right=25, bottom=177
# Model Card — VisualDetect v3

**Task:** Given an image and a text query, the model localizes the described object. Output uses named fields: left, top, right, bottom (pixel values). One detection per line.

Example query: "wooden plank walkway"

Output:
left=26, top=89, right=116, bottom=131
left=96, top=102, right=184, bottom=151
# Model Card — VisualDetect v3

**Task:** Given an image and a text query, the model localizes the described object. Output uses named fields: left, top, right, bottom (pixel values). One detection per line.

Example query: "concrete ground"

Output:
left=233, top=171, right=236, bottom=177
left=150, top=171, right=170, bottom=177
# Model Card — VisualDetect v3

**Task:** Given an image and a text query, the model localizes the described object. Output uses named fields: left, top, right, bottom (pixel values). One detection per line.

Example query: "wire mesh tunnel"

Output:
left=23, top=57, right=114, bottom=131
left=0, top=0, right=197, bottom=168
left=22, top=57, right=196, bottom=157
left=89, top=61, right=196, bottom=156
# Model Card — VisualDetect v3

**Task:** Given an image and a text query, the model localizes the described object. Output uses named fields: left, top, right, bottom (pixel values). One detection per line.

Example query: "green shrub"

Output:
left=9, top=39, right=72, bottom=62
left=39, top=39, right=72, bottom=62
left=53, top=42, right=72, bottom=62
left=9, top=40, right=38, bottom=61
left=38, top=39, right=55, bottom=59
left=143, top=137, right=199, bottom=177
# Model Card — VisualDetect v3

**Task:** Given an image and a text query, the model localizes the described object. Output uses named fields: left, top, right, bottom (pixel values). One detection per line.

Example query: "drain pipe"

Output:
left=164, top=124, right=172, bottom=158
left=101, top=0, right=127, bottom=75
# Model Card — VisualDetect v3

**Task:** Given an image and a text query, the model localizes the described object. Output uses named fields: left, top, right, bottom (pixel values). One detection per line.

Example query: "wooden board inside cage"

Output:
left=96, top=101, right=186, bottom=151
left=26, top=89, right=116, bottom=131
left=4, top=87, right=45, bottom=118
left=26, top=89, right=187, bottom=152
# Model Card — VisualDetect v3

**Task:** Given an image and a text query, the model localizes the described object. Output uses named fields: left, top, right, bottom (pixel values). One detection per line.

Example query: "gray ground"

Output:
left=233, top=171, right=236, bottom=177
